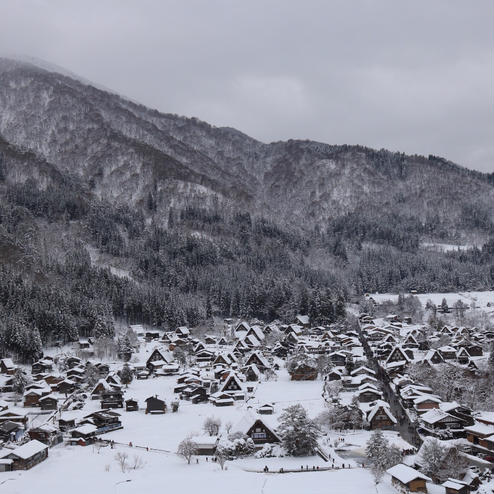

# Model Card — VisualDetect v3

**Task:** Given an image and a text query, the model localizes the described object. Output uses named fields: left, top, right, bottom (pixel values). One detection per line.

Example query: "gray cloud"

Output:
left=0, top=0, right=492, bottom=172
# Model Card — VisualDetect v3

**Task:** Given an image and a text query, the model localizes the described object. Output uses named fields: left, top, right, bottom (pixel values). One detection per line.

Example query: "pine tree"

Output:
left=365, top=430, right=397, bottom=484
left=205, top=293, right=212, bottom=319
left=0, top=154, right=5, bottom=181
left=85, top=363, right=100, bottom=387
left=117, top=335, right=133, bottom=362
left=12, top=368, right=28, bottom=395
left=278, top=404, right=320, bottom=456
left=120, top=363, right=133, bottom=386
left=419, top=438, right=445, bottom=480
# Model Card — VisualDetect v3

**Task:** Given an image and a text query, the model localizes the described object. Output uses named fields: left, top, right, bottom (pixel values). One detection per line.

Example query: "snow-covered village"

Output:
left=0, top=290, right=492, bottom=494
left=0, top=2, right=493, bottom=494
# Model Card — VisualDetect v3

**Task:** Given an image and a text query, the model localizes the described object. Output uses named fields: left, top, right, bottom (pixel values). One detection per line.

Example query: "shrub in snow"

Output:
left=216, top=436, right=255, bottom=458
left=254, top=443, right=285, bottom=458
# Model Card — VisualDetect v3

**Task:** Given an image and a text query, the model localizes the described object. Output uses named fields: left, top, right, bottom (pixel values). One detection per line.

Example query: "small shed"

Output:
left=258, top=404, right=275, bottom=415
left=189, top=435, right=218, bottom=455
left=145, top=396, right=166, bottom=414
left=387, top=464, right=430, bottom=493
left=125, top=399, right=139, bottom=412
left=442, top=480, right=470, bottom=494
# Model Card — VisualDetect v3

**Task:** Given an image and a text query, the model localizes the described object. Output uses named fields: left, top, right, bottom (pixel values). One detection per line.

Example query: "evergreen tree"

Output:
left=120, top=363, right=133, bottom=386
left=12, top=368, right=28, bottom=395
left=84, top=363, right=100, bottom=387
left=366, top=430, right=394, bottom=484
left=117, top=335, right=133, bottom=362
left=205, top=293, right=212, bottom=319
left=419, top=439, right=445, bottom=480
left=278, top=404, right=320, bottom=456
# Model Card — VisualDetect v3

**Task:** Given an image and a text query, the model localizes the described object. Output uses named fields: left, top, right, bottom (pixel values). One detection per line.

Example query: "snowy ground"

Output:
left=77, top=369, right=328, bottom=452
left=420, top=242, right=475, bottom=252
left=369, top=290, right=494, bottom=308
left=3, top=442, right=401, bottom=494
left=0, top=339, right=406, bottom=494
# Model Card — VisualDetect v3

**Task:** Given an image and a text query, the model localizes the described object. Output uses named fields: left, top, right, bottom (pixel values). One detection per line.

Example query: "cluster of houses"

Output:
left=360, top=314, right=488, bottom=376
left=0, top=306, right=491, bottom=493
left=358, top=313, right=494, bottom=467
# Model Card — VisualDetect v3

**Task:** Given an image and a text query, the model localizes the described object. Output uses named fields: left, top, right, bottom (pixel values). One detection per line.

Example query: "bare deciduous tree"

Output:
left=177, top=438, right=198, bottom=464
left=131, top=455, right=145, bottom=470
left=115, top=452, right=129, bottom=472
left=203, top=416, right=221, bottom=436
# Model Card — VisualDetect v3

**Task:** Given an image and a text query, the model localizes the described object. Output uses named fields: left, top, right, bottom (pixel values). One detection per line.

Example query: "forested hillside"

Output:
left=0, top=57, right=492, bottom=361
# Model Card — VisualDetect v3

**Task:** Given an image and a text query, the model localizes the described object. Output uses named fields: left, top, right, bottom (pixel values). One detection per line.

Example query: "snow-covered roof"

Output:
left=247, top=351, right=270, bottom=369
left=92, top=379, right=111, bottom=392
left=0, top=358, right=14, bottom=368
left=233, top=411, right=279, bottom=439
left=244, top=364, right=261, bottom=377
left=249, top=325, right=265, bottom=340
left=367, top=401, right=397, bottom=424
left=424, top=349, right=442, bottom=361
left=72, top=424, right=98, bottom=435
left=464, top=422, right=494, bottom=436
left=39, top=393, right=57, bottom=401
left=420, top=409, right=455, bottom=425
left=385, top=360, right=407, bottom=370
left=442, top=480, right=466, bottom=490
left=1, top=439, right=47, bottom=460
left=189, top=435, right=219, bottom=447
left=439, top=401, right=462, bottom=413
left=176, top=326, right=190, bottom=335
left=244, top=334, right=261, bottom=347
left=413, top=394, right=441, bottom=405
left=220, top=372, right=245, bottom=393
left=438, top=345, right=456, bottom=352
left=475, top=411, right=494, bottom=424
left=387, top=464, right=431, bottom=483
left=351, top=366, right=376, bottom=376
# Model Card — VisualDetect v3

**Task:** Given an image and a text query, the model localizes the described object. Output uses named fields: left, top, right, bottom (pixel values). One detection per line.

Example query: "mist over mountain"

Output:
left=0, top=57, right=492, bottom=359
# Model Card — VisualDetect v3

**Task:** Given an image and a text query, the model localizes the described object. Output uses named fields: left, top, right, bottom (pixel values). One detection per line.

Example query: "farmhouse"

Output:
left=146, top=347, right=173, bottom=370
left=365, top=401, right=397, bottom=430
left=0, top=358, right=15, bottom=375
left=234, top=414, right=280, bottom=445
left=28, top=424, right=63, bottom=446
left=0, top=440, right=48, bottom=470
left=288, top=362, right=318, bottom=381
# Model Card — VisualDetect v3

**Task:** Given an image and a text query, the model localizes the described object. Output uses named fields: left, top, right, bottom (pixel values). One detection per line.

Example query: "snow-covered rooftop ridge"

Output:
left=0, top=439, right=47, bottom=460
left=387, top=463, right=431, bottom=483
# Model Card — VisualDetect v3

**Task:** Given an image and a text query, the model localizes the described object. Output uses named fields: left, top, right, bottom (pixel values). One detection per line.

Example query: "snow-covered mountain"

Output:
left=0, top=57, right=492, bottom=235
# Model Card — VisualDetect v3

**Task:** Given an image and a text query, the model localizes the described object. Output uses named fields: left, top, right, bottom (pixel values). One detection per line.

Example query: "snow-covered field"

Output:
left=420, top=242, right=475, bottom=252
left=4, top=443, right=401, bottom=494
left=1, top=369, right=403, bottom=494
left=369, top=290, right=494, bottom=308
left=0, top=338, right=406, bottom=494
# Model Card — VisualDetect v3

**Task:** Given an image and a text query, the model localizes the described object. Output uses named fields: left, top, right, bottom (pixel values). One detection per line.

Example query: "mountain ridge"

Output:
left=0, top=57, right=492, bottom=357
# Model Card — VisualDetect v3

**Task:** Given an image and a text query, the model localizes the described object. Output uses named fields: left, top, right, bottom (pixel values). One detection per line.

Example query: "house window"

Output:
left=252, top=432, right=266, bottom=439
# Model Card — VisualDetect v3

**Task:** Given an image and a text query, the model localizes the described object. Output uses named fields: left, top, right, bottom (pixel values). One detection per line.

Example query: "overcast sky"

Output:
left=0, top=1, right=492, bottom=172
